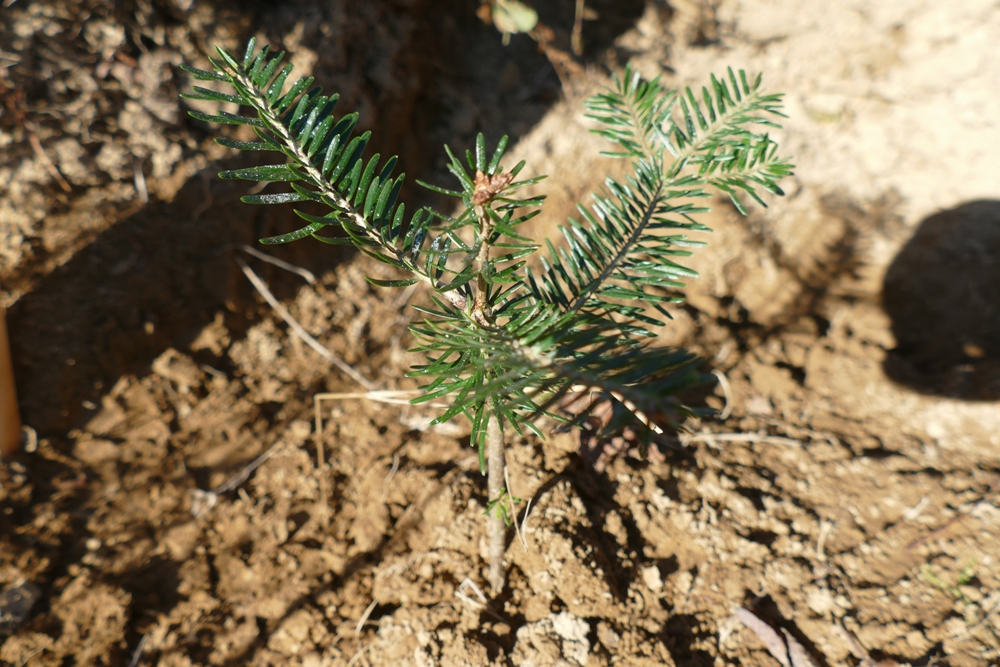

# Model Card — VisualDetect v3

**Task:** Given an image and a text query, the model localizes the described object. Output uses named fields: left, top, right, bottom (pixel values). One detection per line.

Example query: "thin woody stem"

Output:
left=475, top=197, right=504, bottom=593
left=471, top=205, right=494, bottom=327
left=486, top=412, right=506, bottom=593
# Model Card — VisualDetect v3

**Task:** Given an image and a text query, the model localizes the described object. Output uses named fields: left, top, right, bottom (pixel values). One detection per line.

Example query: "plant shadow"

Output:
left=882, top=199, right=1000, bottom=400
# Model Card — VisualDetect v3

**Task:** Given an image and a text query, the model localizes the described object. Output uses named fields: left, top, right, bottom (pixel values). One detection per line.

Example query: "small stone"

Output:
left=74, top=438, right=119, bottom=464
left=597, top=621, right=620, bottom=648
left=164, top=522, right=200, bottom=561
left=0, top=582, right=41, bottom=635
left=551, top=612, right=588, bottom=643
left=806, top=586, right=834, bottom=615
left=641, top=566, right=663, bottom=592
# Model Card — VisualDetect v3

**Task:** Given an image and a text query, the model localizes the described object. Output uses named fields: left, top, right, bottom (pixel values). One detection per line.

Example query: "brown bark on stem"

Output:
left=486, top=413, right=506, bottom=593
left=0, top=306, right=21, bottom=458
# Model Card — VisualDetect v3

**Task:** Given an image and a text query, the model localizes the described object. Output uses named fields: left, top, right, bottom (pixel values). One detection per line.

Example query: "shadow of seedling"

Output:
left=882, top=200, right=1000, bottom=400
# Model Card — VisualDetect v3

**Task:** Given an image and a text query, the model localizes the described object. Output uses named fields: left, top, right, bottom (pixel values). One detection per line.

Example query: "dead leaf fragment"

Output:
left=734, top=607, right=821, bottom=667
left=492, top=0, right=539, bottom=37
left=781, top=628, right=818, bottom=667
left=735, top=607, right=790, bottom=667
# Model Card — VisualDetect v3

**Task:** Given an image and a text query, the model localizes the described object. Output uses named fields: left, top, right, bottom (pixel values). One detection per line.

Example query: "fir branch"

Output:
left=563, top=177, right=664, bottom=314
left=525, top=160, right=709, bottom=326
left=187, top=39, right=475, bottom=309
left=585, top=67, right=676, bottom=161
left=182, top=38, right=792, bottom=461
left=665, top=69, right=786, bottom=175
left=585, top=65, right=793, bottom=210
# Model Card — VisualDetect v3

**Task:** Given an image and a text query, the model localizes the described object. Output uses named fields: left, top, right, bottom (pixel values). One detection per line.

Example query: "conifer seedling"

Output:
left=181, top=38, right=793, bottom=592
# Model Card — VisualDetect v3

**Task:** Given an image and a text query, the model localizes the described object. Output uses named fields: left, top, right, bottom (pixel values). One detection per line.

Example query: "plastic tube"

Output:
left=0, top=306, right=21, bottom=458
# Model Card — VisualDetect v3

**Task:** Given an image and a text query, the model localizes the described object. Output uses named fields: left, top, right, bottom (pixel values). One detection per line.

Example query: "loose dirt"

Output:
left=1, top=1, right=998, bottom=666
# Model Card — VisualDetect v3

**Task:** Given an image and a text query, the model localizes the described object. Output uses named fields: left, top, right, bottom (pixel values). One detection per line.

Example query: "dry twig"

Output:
left=571, top=0, right=586, bottom=55
left=0, top=75, right=72, bottom=193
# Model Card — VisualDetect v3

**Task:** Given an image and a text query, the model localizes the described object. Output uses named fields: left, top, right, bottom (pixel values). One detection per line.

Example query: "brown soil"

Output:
left=2, top=1, right=999, bottom=666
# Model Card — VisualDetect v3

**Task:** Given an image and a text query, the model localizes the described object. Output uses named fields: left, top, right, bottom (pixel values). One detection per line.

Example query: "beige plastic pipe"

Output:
left=0, top=305, right=21, bottom=458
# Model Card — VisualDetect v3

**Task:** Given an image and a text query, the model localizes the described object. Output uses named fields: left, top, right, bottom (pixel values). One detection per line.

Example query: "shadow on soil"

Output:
left=882, top=199, right=1000, bottom=401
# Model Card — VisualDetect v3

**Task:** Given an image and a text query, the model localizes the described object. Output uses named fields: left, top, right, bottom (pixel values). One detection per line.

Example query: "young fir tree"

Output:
left=181, top=38, right=792, bottom=592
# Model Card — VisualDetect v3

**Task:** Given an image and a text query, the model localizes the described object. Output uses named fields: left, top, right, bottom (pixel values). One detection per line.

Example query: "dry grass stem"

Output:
left=189, top=443, right=282, bottom=517
left=313, top=389, right=452, bottom=456
left=385, top=453, right=400, bottom=485
left=835, top=622, right=878, bottom=667
left=132, top=158, right=147, bottom=204
left=355, top=600, right=378, bottom=638
left=520, top=498, right=533, bottom=546
left=315, top=389, right=448, bottom=408
left=907, top=477, right=1000, bottom=550
left=313, top=390, right=458, bottom=468
left=711, top=369, right=733, bottom=419
left=237, top=256, right=375, bottom=390
left=455, top=577, right=488, bottom=610
left=504, top=465, right=529, bottom=551
left=213, top=445, right=279, bottom=494
left=127, top=635, right=148, bottom=667
left=345, top=643, right=371, bottom=667
left=241, top=244, right=317, bottom=284
left=191, top=171, right=215, bottom=221
left=379, top=454, right=400, bottom=504
left=563, top=383, right=665, bottom=435
left=682, top=432, right=802, bottom=448
left=572, top=0, right=586, bottom=55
